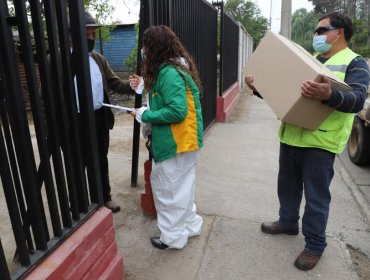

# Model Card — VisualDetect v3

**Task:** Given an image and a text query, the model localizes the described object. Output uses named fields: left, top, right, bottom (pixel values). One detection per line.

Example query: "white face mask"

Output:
left=140, top=49, right=146, bottom=61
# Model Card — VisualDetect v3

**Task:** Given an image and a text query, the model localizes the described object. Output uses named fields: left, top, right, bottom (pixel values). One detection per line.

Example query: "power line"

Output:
left=120, top=0, right=139, bottom=16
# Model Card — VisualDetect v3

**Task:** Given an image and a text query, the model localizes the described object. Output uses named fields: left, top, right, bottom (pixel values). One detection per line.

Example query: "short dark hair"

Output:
left=319, top=12, right=353, bottom=42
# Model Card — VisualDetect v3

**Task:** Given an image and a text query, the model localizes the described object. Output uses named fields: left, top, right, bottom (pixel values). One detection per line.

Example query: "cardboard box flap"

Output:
left=327, top=77, right=352, bottom=91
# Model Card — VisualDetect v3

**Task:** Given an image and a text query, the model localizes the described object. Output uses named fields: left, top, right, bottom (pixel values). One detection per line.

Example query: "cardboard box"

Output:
left=244, top=31, right=351, bottom=130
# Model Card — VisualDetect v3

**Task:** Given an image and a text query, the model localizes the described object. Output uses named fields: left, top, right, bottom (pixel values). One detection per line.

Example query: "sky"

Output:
left=107, top=0, right=313, bottom=32
left=258, top=0, right=313, bottom=32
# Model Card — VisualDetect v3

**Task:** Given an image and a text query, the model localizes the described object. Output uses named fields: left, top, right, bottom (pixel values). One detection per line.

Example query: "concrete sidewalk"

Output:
left=111, top=91, right=370, bottom=280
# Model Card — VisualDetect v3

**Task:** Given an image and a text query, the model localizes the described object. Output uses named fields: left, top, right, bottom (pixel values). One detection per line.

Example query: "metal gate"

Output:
left=140, top=0, right=218, bottom=130
left=221, top=11, right=239, bottom=93
left=0, top=0, right=104, bottom=278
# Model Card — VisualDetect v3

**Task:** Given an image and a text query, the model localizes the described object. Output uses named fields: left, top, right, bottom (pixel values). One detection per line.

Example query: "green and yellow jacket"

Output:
left=142, top=64, right=203, bottom=162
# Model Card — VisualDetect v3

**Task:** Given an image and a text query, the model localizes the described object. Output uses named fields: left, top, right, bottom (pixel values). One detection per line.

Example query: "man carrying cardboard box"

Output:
left=245, top=12, right=369, bottom=271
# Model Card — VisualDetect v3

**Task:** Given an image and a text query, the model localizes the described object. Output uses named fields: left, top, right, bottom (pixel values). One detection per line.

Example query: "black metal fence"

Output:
left=221, top=11, right=239, bottom=93
left=1, top=0, right=244, bottom=277
left=0, top=0, right=104, bottom=278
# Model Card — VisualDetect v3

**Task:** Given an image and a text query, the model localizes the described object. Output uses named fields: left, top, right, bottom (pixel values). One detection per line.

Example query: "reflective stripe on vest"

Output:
left=279, top=47, right=359, bottom=154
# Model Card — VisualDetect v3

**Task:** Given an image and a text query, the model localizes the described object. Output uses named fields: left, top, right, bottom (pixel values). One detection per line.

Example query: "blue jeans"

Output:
left=277, top=143, right=335, bottom=255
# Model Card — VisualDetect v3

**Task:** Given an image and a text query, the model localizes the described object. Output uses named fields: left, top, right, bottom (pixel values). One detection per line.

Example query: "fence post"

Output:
left=131, top=0, right=154, bottom=187
left=0, top=239, right=11, bottom=280
left=215, top=1, right=224, bottom=96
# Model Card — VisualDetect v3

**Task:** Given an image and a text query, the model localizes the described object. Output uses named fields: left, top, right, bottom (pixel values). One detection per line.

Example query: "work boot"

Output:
left=104, top=200, right=121, bottom=213
left=261, top=221, right=299, bottom=235
left=294, top=249, right=321, bottom=271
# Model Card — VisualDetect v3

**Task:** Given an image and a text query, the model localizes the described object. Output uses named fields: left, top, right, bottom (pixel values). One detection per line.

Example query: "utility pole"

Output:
left=280, top=0, right=292, bottom=39
left=269, top=0, right=273, bottom=29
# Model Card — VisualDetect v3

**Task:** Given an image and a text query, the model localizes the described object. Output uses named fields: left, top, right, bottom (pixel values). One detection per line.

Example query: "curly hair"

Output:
left=141, top=25, right=202, bottom=94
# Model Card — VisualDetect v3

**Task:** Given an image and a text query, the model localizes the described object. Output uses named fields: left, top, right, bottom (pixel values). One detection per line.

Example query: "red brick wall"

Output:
left=18, top=63, right=40, bottom=111
left=24, top=207, right=124, bottom=280
left=216, top=82, right=240, bottom=121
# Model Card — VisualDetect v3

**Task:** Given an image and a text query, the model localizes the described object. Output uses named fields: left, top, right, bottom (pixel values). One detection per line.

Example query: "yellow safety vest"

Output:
left=279, top=47, right=359, bottom=154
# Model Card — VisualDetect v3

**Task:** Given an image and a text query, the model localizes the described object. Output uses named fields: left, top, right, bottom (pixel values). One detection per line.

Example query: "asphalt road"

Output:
left=339, top=148, right=370, bottom=208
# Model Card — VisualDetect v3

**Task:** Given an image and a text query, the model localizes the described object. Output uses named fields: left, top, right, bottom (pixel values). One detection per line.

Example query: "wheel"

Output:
left=347, top=116, right=370, bottom=165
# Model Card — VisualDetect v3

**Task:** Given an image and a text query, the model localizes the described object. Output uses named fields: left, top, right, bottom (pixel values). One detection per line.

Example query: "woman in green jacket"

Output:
left=131, top=25, right=204, bottom=249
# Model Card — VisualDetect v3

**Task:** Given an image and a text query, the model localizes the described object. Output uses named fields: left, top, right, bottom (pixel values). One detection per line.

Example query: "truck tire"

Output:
left=347, top=116, right=370, bottom=165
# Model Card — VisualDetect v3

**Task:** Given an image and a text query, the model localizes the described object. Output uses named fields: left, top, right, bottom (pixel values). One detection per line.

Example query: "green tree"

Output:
left=84, top=0, right=115, bottom=24
left=291, top=9, right=319, bottom=52
left=308, top=0, right=370, bottom=57
left=7, top=0, right=114, bottom=23
left=351, top=0, right=370, bottom=57
left=308, top=0, right=346, bottom=14
left=224, top=0, right=268, bottom=44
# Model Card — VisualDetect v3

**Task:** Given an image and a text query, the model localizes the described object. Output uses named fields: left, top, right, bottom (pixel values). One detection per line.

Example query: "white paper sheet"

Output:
left=102, top=103, right=133, bottom=113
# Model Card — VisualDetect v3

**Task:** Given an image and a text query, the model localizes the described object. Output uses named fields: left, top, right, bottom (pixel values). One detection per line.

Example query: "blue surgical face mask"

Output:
left=312, top=35, right=332, bottom=53
left=140, top=49, right=146, bottom=60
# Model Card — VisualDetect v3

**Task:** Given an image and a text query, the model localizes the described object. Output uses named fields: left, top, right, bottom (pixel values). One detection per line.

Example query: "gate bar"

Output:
left=68, top=0, right=104, bottom=205
left=0, top=239, right=11, bottom=280
left=55, top=0, right=90, bottom=212
left=0, top=0, right=48, bottom=251
left=14, top=0, right=61, bottom=239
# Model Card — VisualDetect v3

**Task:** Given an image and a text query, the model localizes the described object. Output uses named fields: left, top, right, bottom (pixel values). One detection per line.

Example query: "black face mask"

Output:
left=87, top=38, right=95, bottom=52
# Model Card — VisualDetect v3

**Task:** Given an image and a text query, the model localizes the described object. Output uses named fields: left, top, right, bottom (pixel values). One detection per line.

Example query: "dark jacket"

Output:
left=90, top=51, right=131, bottom=129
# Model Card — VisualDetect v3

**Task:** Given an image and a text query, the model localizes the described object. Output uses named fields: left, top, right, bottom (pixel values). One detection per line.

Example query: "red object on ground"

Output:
left=141, top=159, right=157, bottom=217
left=217, top=82, right=240, bottom=121
left=24, top=207, right=124, bottom=280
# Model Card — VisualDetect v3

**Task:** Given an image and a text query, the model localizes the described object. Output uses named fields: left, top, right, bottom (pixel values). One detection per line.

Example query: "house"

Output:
left=94, top=23, right=137, bottom=72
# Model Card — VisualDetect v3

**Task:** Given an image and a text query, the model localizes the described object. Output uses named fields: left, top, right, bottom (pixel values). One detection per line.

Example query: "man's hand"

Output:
left=129, top=74, right=142, bottom=91
left=301, top=74, right=332, bottom=100
left=244, top=75, right=257, bottom=91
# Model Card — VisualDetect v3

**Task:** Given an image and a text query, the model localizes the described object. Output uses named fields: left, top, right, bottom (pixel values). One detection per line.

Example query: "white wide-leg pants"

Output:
left=150, top=150, right=203, bottom=249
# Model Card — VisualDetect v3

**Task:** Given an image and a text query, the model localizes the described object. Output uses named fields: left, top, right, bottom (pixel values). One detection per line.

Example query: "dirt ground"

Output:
left=0, top=93, right=143, bottom=274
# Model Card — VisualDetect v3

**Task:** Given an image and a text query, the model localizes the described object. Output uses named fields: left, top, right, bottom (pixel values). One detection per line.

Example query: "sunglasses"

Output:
left=314, top=26, right=338, bottom=35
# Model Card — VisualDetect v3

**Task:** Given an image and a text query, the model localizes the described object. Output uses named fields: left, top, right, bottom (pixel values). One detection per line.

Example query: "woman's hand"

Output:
left=130, top=108, right=137, bottom=117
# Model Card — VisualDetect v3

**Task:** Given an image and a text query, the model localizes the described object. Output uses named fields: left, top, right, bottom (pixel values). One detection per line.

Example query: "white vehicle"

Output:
left=347, top=60, right=370, bottom=165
